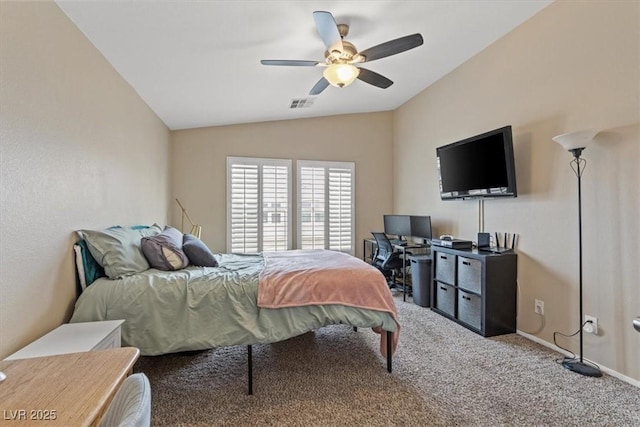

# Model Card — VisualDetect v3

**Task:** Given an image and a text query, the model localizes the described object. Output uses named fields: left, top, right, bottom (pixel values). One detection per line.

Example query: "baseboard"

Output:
left=516, top=330, right=640, bottom=388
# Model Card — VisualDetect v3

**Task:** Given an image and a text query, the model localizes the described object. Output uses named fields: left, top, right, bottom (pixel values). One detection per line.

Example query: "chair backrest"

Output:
left=100, top=373, right=151, bottom=427
left=372, top=232, right=394, bottom=261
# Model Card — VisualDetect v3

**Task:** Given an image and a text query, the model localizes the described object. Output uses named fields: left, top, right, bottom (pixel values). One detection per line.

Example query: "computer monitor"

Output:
left=383, top=214, right=411, bottom=240
left=409, top=215, right=432, bottom=244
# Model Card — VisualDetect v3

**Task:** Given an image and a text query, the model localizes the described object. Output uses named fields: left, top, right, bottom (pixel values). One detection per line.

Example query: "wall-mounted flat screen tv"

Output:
left=436, top=125, right=517, bottom=200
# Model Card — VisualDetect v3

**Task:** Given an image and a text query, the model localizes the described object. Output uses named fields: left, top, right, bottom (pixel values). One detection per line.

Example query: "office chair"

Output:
left=100, top=373, right=151, bottom=427
left=371, top=232, right=404, bottom=288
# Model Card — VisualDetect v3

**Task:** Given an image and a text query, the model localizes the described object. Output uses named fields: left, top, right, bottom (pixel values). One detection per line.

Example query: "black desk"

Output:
left=363, top=239, right=429, bottom=301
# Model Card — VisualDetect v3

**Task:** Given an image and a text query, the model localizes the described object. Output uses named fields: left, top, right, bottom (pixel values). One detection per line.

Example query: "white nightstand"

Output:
left=5, top=320, right=125, bottom=360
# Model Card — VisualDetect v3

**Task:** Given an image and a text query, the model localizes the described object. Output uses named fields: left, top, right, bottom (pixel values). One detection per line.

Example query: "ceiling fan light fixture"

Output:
left=323, top=64, right=360, bottom=88
left=261, top=12, right=423, bottom=96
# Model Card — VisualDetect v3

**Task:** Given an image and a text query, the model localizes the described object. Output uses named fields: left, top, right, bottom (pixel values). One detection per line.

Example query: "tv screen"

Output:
left=383, top=214, right=411, bottom=239
left=436, top=125, right=517, bottom=200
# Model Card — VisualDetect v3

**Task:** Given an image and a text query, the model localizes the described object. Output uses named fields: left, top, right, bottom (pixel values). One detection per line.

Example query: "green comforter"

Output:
left=70, top=253, right=397, bottom=355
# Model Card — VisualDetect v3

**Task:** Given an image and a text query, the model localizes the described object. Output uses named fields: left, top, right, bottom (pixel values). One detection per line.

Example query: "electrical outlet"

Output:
left=534, top=299, right=544, bottom=315
left=584, top=315, right=598, bottom=335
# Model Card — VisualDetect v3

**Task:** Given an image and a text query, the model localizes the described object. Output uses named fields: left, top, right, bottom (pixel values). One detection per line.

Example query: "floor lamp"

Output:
left=175, top=198, right=202, bottom=239
left=552, top=130, right=602, bottom=377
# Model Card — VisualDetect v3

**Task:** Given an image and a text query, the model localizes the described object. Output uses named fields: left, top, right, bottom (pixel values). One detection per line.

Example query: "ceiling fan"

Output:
left=260, top=11, right=423, bottom=95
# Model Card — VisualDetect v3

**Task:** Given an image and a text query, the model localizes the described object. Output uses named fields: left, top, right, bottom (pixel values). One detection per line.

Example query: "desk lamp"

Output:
left=175, top=198, right=202, bottom=239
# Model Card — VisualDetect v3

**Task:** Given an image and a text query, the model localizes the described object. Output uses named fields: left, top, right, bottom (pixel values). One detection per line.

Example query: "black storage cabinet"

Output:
left=409, top=255, right=432, bottom=307
left=430, top=247, right=517, bottom=337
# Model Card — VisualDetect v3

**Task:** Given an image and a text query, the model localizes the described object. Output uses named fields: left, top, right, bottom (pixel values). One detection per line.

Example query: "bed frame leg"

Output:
left=387, top=331, right=392, bottom=373
left=247, top=345, right=253, bottom=395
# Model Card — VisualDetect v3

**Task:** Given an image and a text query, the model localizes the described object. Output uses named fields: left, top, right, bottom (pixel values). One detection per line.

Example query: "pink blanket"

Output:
left=258, top=249, right=400, bottom=356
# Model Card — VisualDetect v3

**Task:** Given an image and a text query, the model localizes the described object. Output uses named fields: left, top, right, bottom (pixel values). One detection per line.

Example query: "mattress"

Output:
left=70, top=252, right=397, bottom=356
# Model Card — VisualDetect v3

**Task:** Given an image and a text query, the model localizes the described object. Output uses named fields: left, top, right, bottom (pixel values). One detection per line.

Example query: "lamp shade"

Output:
left=323, top=64, right=360, bottom=88
left=552, top=130, right=597, bottom=151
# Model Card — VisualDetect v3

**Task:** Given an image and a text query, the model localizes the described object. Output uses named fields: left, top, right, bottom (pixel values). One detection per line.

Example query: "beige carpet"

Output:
left=134, top=296, right=640, bottom=426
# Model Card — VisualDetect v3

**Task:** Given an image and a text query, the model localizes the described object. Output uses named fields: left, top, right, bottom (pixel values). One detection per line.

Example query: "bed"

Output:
left=70, top=226, right=399, bottom=394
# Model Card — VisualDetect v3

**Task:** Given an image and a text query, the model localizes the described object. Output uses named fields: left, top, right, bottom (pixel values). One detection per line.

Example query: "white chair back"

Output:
left=100, top=373, right=151, bottom=427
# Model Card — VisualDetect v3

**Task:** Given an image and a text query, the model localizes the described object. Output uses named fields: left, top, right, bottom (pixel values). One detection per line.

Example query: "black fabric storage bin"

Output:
left=435, top=282, right=455, bottom=316
left=458, top=289, right=482, bottom=330
left=434, top=251, right=455, bottom=285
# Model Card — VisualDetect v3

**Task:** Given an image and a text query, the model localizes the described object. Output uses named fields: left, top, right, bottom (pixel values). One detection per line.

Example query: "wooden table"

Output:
left=0, top=347, right=140, bottom=426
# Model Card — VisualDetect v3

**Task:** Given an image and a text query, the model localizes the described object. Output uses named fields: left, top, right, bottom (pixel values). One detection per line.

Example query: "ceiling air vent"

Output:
left=289, top=98, right=314, bottom=109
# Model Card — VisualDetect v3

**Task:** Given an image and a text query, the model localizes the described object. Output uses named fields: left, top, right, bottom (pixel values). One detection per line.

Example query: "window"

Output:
left=297, top=161, right=355, bottom=254
left=227, top=157, right=291, bottom=253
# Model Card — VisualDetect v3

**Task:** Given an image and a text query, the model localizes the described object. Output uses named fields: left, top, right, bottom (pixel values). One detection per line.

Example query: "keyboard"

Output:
left=391, top=240, right=407, bottom=246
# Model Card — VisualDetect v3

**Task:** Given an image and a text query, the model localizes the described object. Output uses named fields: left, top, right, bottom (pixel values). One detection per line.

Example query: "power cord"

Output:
left=553, top=321, right=602, bottom=371
left=553, top=323, right=583, bottom=361
left=515, top=281, right=601, bottom=371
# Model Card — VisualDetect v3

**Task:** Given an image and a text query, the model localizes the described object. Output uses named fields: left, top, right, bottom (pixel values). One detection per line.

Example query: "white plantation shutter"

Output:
left=299, top=166, right=326, bottom=250
left=261, top=164, right=290, bottom=251
left=229, top=163, right=259, bottom=253
left=328, top=167, right=353, bottom=252
left=298, top=161, right=355, bottom=254
left=227, top=157, right=291, bottom=253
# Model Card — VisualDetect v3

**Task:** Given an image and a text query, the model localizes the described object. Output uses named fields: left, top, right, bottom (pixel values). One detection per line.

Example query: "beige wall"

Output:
left=171, top=113, right=394, bottom=258
left=2, top=0, right=637, bottom=383
left=394, top=1, right=639, bottom=380
left=0, top=2, right=171, bottom=358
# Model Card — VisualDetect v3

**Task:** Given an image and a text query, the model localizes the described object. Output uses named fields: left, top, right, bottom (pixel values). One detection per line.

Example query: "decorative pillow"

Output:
left=183, top=234, right=218, bottom=267
left=141, top=226, right=189, bottom=271
left=74, top=240, right=106, bottom=290
left=79, top=225, right=162, bottom=279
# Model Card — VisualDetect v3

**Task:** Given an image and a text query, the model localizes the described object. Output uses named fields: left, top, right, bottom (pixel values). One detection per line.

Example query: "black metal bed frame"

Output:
left=245, top=328, right=393, bottom=395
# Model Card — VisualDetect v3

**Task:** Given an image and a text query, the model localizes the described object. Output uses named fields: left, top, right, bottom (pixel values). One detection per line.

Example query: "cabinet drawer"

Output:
left=435, top=252, right=455, bottom=284
left=435, top=282, right=456, bottom=317
left=457, top=256, right=482, bottom=294
left=458, top=290, right=481, bottom=330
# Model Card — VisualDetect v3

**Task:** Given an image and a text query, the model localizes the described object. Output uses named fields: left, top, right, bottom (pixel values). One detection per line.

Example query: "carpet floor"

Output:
left=134, top=295, right=640, bottom=426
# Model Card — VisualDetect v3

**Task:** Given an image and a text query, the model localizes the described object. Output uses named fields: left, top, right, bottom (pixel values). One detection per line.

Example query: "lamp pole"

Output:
left=561, top=147, right=602, bottom=377
left=573, top=148, right=585, bottom=366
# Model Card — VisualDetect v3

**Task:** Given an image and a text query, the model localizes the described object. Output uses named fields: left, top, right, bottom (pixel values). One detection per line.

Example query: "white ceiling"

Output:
left=56, top=1, right=552, bottom=130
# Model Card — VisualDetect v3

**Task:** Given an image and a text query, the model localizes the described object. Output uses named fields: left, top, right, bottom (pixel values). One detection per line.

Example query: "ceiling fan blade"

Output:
left=309, top=77, right=330, bottom=95
left=357, top=68, right=394, bottom=89
left=358, top=33, right=424, bottom=63
left=261, top=60, right=320, bottom=67
left=313, top=11, right=343, bottom=54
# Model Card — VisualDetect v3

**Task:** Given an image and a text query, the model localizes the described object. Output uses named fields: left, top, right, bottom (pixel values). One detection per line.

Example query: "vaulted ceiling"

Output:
left=56, top=1, right=552, bottom=130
